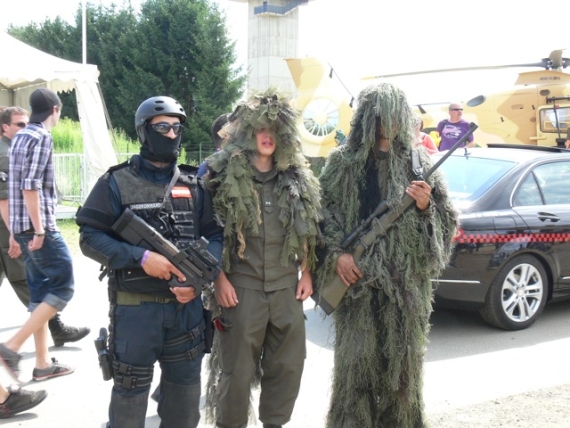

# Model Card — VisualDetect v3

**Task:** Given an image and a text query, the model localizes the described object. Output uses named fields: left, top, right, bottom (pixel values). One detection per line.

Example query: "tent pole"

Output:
left=82, top=0, right=87, bottom=65
left=96, top=82, right=120, bottom=155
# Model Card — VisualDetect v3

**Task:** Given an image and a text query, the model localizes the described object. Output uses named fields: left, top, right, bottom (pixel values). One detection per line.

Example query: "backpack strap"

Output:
left=411, top=149, right=424, bottom=181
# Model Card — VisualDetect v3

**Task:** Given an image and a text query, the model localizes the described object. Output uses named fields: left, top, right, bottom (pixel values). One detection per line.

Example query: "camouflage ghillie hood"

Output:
left=205, top=89, right=322, bottom=272
left=330, top=83, right=419, bottom=227
left=318, top=83, right=457, bottom=264
left=316, top=83, right=459, bottom=428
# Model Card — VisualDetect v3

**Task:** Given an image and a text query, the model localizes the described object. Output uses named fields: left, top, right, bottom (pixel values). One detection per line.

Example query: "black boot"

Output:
left=158, top=379, right=201, bottom=428
left=108, top=390, right=149, bottom=428
left=263, top=425, right=282, bottom=428
left=48, top=314, right=91, bottom=347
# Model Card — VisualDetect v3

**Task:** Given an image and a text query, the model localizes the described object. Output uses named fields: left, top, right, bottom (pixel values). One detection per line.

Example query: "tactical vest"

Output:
left=110, top=163, right=200, bottom=295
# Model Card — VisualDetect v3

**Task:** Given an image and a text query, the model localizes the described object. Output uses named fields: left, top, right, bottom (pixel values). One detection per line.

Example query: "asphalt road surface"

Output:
left=1, top=255, right=570, bottom=427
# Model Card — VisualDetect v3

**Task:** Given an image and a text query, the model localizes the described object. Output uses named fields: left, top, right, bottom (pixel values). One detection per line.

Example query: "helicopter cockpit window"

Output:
left=540, top=107, right=570, bottom=133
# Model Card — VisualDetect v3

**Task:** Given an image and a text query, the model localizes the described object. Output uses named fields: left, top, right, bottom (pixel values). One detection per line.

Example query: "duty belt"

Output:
left=115, top=290, right=177, bottom=305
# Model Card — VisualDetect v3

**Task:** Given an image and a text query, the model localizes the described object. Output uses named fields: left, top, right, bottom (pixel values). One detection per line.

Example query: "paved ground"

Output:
left=1, top=255, right=570, bottom=427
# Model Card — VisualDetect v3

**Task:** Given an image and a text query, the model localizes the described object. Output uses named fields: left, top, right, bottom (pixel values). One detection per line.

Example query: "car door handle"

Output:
left=537, top=212, right=559, bottom=222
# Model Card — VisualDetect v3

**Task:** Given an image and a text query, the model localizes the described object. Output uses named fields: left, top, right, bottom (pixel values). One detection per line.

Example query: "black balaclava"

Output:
left=140, top=122, right=182, bottom=163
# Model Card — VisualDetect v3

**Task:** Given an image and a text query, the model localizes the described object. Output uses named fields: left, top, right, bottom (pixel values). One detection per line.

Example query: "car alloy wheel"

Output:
left=480, top=255, right=548, bottom=331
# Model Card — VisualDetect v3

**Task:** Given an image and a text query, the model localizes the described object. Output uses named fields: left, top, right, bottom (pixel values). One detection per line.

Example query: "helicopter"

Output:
left=285, top=57, right=353, bottom=157
left=286, top=50, right=570, bottom=157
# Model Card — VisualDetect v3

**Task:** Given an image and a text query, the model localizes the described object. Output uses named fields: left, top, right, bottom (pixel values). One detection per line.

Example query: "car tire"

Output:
left=479, top=255, right=548, bottom=331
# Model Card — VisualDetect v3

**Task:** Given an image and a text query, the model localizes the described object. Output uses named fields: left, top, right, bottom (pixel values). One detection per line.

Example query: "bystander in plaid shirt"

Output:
left=8, top=123, right=58, bottom=235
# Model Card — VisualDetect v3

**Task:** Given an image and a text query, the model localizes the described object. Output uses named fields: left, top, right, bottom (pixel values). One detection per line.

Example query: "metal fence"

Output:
left=54, top=153, right=135, bottom=206
left=53, top=153, right=86, bottom=205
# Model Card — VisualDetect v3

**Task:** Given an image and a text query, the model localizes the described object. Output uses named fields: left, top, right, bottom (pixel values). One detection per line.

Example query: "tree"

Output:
left=8, top=0, right=245, bottom=163
left=116, top=0, right=245, bottom=162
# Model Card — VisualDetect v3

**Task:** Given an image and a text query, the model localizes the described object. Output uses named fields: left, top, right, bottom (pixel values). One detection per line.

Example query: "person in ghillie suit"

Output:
left=316, top=83, right=458, bottom=428
left=203, top=88, right=322, bottom=428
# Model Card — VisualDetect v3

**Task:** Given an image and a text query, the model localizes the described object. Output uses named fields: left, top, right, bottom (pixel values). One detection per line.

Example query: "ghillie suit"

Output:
left=203, top=89, right=322, bottom=425
left=316, top=83, right=458, bottom=428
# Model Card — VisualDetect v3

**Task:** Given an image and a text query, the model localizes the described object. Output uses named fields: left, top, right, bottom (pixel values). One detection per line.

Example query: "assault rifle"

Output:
left=314, top=123, right=478, bottom=315
left=111, top=208, right=220, bottom=295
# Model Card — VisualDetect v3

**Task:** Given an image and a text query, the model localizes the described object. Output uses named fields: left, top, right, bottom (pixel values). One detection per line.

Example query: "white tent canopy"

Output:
left=0, top=31, right=117, bottom=194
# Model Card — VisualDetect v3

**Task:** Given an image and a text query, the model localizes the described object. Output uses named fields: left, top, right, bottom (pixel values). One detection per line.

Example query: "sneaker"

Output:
left=0, top=343, right=22, bottom=382
left=32, top=358, right=74, bottom=382
left=49, top=314, right=91, bottom=347
left=0, top=387, right=47, bottom=419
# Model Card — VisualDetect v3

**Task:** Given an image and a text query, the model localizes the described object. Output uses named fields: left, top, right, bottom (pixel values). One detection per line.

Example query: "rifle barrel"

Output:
left=338, top=122, right=478, bottom=251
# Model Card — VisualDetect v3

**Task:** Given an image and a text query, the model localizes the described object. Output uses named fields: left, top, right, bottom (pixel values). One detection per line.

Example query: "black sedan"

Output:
left=432, top=144, right=570, bottom=330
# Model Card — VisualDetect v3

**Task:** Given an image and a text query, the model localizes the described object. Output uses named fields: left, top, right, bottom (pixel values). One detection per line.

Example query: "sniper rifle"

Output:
left=314, top=122, right=478, bottom=315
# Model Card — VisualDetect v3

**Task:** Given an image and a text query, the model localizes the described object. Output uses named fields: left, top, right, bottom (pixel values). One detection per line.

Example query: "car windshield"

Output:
left=436, top=155, right=516, bottom=206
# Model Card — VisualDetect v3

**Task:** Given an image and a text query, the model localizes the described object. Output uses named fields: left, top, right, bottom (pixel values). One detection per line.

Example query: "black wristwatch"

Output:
left=34, top=232, right=45, bottom=237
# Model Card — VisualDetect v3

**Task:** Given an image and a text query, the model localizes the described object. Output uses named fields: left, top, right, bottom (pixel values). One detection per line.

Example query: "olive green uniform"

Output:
left=0, top=135, right=29, bottom=307
left=216, top=167, right=306, bottom=428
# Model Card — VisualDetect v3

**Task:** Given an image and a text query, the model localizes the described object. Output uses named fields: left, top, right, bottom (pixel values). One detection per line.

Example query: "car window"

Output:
left=531, top=161, right=570, bottom=205
left=513, top=173, right=543, bottom=206
left=437, top=155, right=515, bottom=204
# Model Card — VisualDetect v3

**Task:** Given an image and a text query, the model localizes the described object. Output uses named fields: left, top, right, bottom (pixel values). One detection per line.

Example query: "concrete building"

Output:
left=229, top=0, right=314, bottom=94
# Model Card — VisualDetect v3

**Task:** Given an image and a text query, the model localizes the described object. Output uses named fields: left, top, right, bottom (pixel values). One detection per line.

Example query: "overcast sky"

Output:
left=2, top=0, right=569, bottom=102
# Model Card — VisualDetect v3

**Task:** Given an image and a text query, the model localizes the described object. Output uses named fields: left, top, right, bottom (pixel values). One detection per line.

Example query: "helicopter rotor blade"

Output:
left=362, top=62, right=551, bottom=80
left=363, top=49, right=569, bottom=80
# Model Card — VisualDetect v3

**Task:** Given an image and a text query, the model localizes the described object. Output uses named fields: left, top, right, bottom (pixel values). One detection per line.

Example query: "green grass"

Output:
left=52, top=118, right=192, bottom=162
left=52, top=118, right=137, bottom=154
left=58, top=219, right=81, bottom=255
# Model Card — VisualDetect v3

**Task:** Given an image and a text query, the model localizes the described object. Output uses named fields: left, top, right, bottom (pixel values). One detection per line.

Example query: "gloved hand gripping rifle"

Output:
left=314, top=123, right=478, bottom=315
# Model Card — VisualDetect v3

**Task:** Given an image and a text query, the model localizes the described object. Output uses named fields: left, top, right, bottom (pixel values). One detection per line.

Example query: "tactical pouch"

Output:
left=203, top=308, right=214, bottom=353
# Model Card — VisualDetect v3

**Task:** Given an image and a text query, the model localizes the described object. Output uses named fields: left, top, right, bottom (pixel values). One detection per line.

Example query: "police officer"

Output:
left=76, top=96, right=223, bottom=428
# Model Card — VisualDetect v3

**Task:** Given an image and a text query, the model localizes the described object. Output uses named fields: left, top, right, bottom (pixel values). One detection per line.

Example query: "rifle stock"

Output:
left=316, top=122, right=478, bottom=315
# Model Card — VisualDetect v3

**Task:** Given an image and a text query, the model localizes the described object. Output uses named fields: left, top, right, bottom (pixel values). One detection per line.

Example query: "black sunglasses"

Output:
left=150, top=122, right=184, bottom=135
left=451, top=108, right=463, bottom=112
left=12, top=122, right=27, bottom=128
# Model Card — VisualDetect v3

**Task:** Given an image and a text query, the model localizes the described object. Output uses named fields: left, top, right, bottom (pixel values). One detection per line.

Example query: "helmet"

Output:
left=135, top=96, right=186, bottom=144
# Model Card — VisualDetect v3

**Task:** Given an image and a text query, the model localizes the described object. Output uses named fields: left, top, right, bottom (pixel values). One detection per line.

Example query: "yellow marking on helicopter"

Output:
left=287, top=51, right=570, bottom=155
left=285, top=57, right=353, bottom=157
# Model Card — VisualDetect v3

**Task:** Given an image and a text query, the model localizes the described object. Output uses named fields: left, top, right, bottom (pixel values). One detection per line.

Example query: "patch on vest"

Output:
left=130, top=202, right=162, bottom=210
left=172, top=186, right=191, bottom=198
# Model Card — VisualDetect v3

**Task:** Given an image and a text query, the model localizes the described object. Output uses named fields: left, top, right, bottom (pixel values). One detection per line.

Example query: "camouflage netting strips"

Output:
left=315, top=83, right=458, bottom=427
left=205, top=88, right=322, bottom=273
left=203, top=88, right=323, bottom=424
